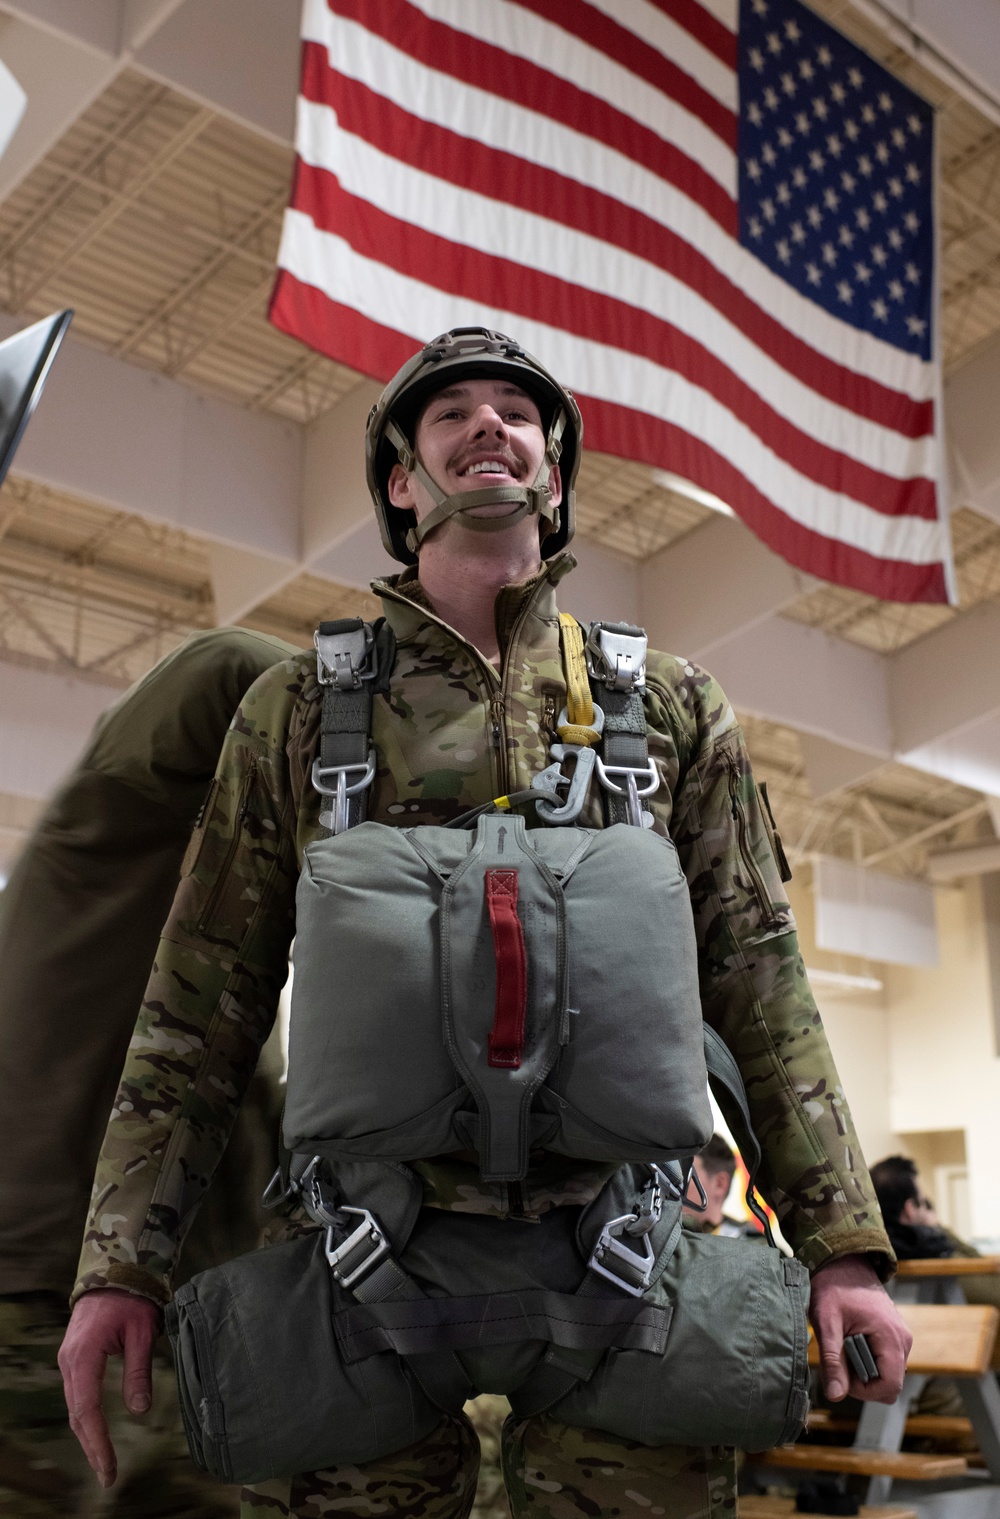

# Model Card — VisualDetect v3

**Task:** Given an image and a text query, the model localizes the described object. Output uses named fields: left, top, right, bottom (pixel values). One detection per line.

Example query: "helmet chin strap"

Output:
left=385, top=411, right=567, bottom=556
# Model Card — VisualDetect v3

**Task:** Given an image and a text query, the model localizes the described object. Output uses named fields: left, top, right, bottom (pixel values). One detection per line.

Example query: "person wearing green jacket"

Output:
left=0, top=627, right=295, bottom=1515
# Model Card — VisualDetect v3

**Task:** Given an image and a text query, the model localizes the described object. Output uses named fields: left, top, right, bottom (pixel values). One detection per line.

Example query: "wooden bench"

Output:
left=740, top=1495, right=916, bottom=1519
left=750, top=1304, right=1000, bottom=1506
left=749, top=1447, right=967, bottom=1480
left=809, top=1409, right=975, bottom=1444
left=895, top=1259, right=1000, bottom=1280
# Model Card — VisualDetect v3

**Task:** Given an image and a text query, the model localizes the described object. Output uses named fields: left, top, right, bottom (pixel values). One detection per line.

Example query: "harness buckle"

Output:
left=588, top=1213, right=656, bottom=1298
left=315, top=622, right=376, bottom=691
left=324, top=1208, right=392, bottom=1290
left=586, top=625, right=647, bottom=693
left=312, top=750, right=377, bottom=834
left=626, top=1175, right=664, bottom=1237
left=595, top=756, right=659, bottom=828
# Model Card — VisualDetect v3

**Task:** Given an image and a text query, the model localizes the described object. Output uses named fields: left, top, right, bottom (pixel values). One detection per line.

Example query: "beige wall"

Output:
left=789, top=869, right=1000, bottom=1241
left=885, top=877, right=1000, bottom=1240
left=787, top=874, right=895, bottom=1168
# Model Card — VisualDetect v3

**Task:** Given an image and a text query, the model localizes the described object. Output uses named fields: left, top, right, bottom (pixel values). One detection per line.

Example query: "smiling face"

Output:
left=386, top=377, right=562, bottom=533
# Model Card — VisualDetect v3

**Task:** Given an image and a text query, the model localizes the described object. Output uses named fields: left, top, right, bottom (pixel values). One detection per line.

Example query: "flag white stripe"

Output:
left=410, top=0, right=736, bottom=174
left=305, top=5, right=934, bottom=402
left=582, top=0, right=737, bottom=111
left=700, top=0, right=737, bottom=32
left=278, top=209, right=946, bottom=565
left=304, top=0, right=735, bottom=194
left=299, top=99, right=935, bottom=484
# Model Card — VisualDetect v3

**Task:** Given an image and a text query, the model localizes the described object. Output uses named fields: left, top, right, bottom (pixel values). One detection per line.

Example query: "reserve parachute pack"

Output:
left=167, top=613, right=810, bottom=1483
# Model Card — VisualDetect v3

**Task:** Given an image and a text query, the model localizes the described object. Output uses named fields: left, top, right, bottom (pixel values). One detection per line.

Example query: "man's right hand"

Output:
left=58, top=1287, right=163, bottom=1489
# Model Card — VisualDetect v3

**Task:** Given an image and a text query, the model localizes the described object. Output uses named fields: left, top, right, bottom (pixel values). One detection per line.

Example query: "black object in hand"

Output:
left=844, top=1332, right=879, bottom=1384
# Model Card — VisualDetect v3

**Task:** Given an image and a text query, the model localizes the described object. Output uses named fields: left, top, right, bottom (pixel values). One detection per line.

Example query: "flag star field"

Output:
left=739, top=0, right=934, bottom=360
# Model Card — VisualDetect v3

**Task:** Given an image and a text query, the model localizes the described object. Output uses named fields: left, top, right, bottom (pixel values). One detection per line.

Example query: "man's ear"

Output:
left=548, top=462, right=563, bottom=508
left=712, top=1171, right=732, bottom=1206
left=388, top=461, right=416, bottom=511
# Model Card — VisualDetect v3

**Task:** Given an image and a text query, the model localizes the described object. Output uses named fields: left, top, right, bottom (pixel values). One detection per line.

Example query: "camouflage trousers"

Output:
left=0, top=1293, right=239, bottom=1519
left=240, top=1395, right=737, bottom=1519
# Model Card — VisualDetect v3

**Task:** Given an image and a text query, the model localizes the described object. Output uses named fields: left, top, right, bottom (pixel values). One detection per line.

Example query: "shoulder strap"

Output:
left=585, top=622, right=659, bottom=827
left=313, top=617, right=395, bottom=832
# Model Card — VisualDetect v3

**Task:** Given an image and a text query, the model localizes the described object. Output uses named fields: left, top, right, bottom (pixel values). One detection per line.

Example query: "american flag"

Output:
left=270, top=0, right=954, bottom=604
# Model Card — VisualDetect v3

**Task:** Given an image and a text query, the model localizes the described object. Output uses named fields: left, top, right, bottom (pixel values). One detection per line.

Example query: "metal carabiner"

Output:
left=533, top=744, right=597, bottom=824
left=532, top=705, right=604, bottom=824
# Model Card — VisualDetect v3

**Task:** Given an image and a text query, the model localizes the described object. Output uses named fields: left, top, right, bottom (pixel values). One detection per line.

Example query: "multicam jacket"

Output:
left=73, top=553, right=892, bottom=1306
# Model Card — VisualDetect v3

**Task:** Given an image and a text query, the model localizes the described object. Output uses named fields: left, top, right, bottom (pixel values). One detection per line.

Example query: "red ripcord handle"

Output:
left=485, top=868, right=527, bottom=1069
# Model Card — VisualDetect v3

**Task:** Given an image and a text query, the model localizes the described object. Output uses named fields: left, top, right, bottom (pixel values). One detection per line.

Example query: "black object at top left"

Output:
left=0, top=309, right=73, bottom=489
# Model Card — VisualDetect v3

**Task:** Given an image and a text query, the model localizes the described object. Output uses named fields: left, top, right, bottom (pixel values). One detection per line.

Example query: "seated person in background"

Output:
left=682, top=1134, right=763, bottom=1238
left=871, top=1155, right=999, bottom=1285
left=871, top=1155, right=1000, bottom=1426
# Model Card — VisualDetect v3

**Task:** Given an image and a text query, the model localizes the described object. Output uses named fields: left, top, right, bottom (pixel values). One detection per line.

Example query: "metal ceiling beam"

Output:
left=11, top=102, right=213, bottom=310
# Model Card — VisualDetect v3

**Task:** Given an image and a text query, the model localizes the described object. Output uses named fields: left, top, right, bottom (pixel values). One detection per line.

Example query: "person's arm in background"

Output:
left=59, top=656, right=308, bottom=1487
left=0, top=629, right=296, bottom=1301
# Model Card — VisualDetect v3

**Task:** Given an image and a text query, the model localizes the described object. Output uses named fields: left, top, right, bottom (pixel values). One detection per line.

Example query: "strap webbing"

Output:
left=344, top=1254, right=474, bottom=1412
left=596, top=689, right=650, bottom=827
left=557, top=614, right=601, bottom=746
left=314, top=617, right=394, bottom=832
left=318, top=625, right=372, bottom=833
left=333, top=1288, right=670, bottom=1364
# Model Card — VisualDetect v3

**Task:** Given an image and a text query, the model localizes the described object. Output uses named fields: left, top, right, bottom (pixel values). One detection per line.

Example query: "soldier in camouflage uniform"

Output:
left=59, top=330, right=910, bottom=1519
left=0, top=628, right=295, bottom=1516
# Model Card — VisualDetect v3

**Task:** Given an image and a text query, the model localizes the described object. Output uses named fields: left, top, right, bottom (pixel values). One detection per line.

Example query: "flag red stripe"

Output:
left=580, top=397, right=949, bottom=602
left=302, top=47, right=934, bottom=440
left=509, top=0, right=736, bottom=144
left=644, top=0, right=737, bottom=66
left=322, top=0, right=737, bottom=228
left=292, top=158, right=937, bottom=520
left=269, top=274, right=946, bottom=602
left=270, top=266, right=417, bottom=376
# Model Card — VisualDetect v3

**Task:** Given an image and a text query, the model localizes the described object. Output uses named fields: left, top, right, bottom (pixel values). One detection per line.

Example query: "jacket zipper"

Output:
left=726, top=753, right=773, bottom=928
left=196, top=757, right=257, bottom=933
left=490, top=692, right=506, bottom=755
left=375, top=584, right=539, bottom=800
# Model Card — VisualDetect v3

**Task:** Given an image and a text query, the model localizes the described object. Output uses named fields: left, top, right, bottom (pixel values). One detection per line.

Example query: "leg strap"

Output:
left=333, top=1289, right=669, bottom=1363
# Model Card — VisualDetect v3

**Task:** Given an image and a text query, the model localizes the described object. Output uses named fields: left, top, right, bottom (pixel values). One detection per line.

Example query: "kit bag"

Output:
left=166, top=1185, right=809, bottom=1486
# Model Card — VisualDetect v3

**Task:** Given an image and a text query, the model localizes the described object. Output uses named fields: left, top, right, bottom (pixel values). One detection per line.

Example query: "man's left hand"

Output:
left=810, top=1253, right=912, bottom=1403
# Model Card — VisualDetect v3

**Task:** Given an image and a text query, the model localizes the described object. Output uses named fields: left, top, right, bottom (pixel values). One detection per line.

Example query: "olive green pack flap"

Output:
left=286, top=814, right=710, bottom=1179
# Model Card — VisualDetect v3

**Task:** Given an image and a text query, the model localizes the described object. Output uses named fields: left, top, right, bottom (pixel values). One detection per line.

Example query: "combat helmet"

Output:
left=366, top=327, right=583, bottom=565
